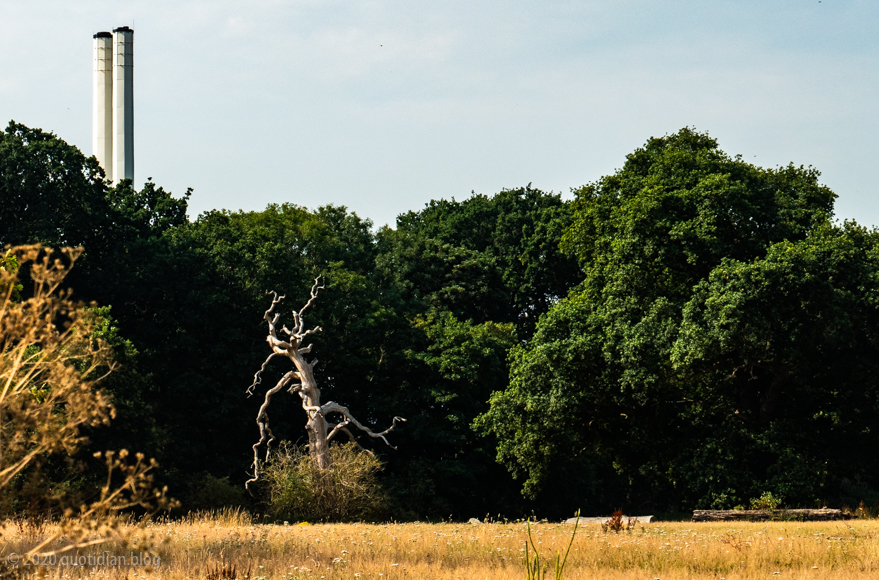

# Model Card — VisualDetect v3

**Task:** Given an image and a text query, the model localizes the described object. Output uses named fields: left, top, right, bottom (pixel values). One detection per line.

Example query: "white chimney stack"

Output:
left=93, top=26, right=134, bottom=183
left=112, top=26, right=134, bottom=183
left=92, top=32, right=113, bottom=178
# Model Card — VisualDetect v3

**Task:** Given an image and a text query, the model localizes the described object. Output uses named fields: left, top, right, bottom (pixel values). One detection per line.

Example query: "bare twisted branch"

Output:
left=246, top=352, right=280, bottom=397
left=246, top=291, right=290, bottom=397
left=319, top=401, right=407, bottom=450
left=246, top=370, right=297, bottom=490
left=326, top=422, right=373, bottom=454
left=291, top=277, right=324, bottom=335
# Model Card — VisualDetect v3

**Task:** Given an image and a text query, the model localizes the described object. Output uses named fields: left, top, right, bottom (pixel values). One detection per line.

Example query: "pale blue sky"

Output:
left=2, top=1, right=877, bottom=227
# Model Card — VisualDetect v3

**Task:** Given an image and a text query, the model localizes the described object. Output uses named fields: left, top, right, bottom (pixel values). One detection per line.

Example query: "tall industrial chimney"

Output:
left=92, top=32, right=113, bottom=178
left=112, top=26, right=134, bottom=183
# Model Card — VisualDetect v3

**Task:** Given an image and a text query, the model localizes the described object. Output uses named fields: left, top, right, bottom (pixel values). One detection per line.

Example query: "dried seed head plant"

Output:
left=0, top=245, right=176, bottom=557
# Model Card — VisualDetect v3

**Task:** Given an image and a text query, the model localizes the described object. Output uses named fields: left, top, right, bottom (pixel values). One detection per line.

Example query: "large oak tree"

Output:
left=477, top=128, right=879, bottom=512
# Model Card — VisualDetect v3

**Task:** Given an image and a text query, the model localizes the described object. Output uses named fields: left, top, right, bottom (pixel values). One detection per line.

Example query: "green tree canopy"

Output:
left=0, top=121, right=111, bottom=249
left=373, top=187, right=582, bottom=516
left=10, top=119, right=875, bottom=518
left=477, top=129, right=877, bottom=512
left=381, top=186, right=579, bottom=338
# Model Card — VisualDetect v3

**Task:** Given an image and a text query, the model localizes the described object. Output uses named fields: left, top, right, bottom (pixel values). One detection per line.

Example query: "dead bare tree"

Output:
left=245, top=279, right=404, bottom=490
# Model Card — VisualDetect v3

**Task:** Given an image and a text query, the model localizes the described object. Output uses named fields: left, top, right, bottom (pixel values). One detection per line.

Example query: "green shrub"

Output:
left=262, top=442, right=387, bottom=522
left=750, top=491, right=783, bottom=510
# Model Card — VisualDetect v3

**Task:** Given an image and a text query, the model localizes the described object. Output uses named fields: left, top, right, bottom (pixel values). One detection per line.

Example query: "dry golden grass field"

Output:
left=4, top=511, right=879, bottom=580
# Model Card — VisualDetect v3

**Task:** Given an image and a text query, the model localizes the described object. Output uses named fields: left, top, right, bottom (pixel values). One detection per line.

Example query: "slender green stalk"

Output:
left=525, top=521, right=542, bottom=579
left=555, top=510, right=580, bottom=579
left=524, top=510, right=580, bottom=580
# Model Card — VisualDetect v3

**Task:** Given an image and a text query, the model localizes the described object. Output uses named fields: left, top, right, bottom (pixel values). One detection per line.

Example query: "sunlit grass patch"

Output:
left=2, top=514, right=878, bottom=579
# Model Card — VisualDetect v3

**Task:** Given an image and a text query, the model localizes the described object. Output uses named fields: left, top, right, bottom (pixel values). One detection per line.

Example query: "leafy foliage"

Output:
left=750, top=492, right=783, bottom=510
left=0, top=245, right=174, bottom=553
left=0, top=122, right=111, bottom=250
left=6, top=120, right=878, bottom=519
left=478, top=128, right=879, bottom=512
left=383, top=186, right=579, bottom=338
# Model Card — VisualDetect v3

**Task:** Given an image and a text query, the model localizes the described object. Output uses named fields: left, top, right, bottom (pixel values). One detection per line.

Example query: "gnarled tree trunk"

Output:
left=245, top=280, right=404, bottom=489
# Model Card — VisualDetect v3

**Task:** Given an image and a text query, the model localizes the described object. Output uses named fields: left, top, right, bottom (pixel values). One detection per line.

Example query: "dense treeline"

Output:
left=3, top=121, right=879, bottom=519
left=478, top=129, right=879, bottom=512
